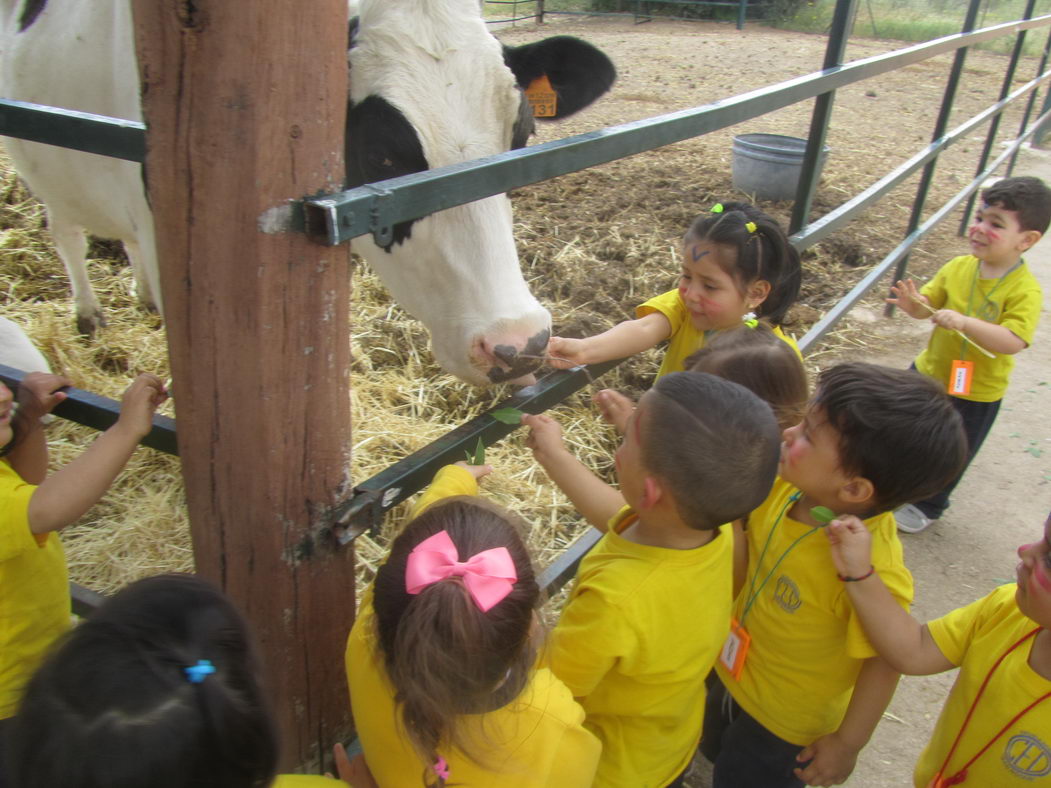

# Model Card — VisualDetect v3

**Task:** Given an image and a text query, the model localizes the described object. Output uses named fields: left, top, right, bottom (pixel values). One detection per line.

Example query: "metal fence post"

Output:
left=885, top=0, right=982, bottom=316
left=957, top=0, right=1038, bottom=233
left=789, top=0, right=856, bottom=235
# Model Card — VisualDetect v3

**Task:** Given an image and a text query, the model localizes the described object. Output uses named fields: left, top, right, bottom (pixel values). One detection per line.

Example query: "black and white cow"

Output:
left=0, top=0, right=615, bottom=385
left=347, top=0, right=615, bottom=383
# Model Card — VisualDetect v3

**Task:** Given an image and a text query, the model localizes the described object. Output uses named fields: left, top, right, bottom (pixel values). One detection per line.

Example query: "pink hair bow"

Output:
left=405, top=530, right=517, bottom=612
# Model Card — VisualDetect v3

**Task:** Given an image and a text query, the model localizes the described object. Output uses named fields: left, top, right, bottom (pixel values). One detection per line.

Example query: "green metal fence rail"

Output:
left=4, top=1, right=1051, bottom=602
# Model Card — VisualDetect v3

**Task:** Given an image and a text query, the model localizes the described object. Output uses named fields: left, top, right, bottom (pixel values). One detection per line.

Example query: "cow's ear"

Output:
left=502, top=36, right=615, bottom=120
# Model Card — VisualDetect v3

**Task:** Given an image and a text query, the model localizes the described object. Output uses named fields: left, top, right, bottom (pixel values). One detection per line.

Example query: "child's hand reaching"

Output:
left=115, top=373, right=168, bottom=440
left=453, top=460, right=493, bottom=481
left=592, top=389, right=635, bottom=434
left=522, top=413, right=567, bottom=462
left=545, top=336, right=590, bottom=369
left=824, top=516, right=873, bottom=581
left=16, top=372, right=73, bottom=421
left=885, top=279, right=929, bottom=319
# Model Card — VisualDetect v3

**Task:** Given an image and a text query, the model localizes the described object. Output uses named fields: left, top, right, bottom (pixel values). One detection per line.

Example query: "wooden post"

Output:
left=132, top=1, right=353, bottom=771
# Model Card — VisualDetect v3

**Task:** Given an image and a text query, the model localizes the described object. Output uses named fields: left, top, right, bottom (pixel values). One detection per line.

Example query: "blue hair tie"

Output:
left=184, top=660, right=216, bottom=684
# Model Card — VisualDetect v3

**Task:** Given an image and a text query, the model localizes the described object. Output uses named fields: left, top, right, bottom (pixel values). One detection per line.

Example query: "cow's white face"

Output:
left=347, top=0, right=614, bottom=385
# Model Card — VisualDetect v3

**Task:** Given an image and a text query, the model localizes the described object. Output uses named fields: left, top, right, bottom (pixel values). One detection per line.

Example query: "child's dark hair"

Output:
left=684, top=321, right=808, bottom=432
left=813, top=363, right=967, bottom=514
left=981, top=176, right=1051, bottom=234
left=372, top=497, right=540, bottom=787
left=685, top=201, right=802, bottom=324
left=640, top=371, right=781, bottom=530
left=6, top=573, right=279, bottom=788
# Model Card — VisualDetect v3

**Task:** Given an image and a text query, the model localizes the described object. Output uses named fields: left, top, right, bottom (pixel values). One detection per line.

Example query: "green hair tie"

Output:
left=742, top=311, right=758, bottom=328
left=745, top=221, right=757, bottom=233
left=711, top=203, right=724, bottom=213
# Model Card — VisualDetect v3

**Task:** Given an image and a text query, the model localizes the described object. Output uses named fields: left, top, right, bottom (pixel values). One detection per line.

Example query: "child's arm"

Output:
left=410, top=462, right=490, bottom=518
left=885, top=279, right=931, bottom=319
left=522, top=413, right=624, bottom=531
left=26, top=373, right=167, bottom=534
left=546, top=312, right=672, bottom=369
left=930, top=309, right=1027, bottom=354
left=825, top=516, right=956, bottom=675
left=6, top=372, right=71, bottom=484
left=794, top=656, right=900, bottom=786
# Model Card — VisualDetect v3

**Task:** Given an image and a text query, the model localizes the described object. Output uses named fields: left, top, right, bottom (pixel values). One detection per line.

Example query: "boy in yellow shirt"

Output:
left=701, top=363, right=968, bottom=787
left=825, top=509, right=1051, bottom=787
left=887, top=176, right=1051, bottom=533
left=524, top=371, right=782, bottom=788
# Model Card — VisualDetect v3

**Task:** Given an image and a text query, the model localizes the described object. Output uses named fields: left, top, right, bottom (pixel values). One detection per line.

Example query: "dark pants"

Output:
left=914, top=394, right=1001, bottom=520
left=0, top=716, right=12, bottom=788
left=699, top=674, right=806, bottom=788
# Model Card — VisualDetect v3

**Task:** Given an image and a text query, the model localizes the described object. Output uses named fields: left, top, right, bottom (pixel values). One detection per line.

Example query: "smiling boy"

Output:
left=825, top=510, right=1051, bottom=786
left=888, top=176, right=1051, bottom=533
left=700, top=362, right=967, bottom=788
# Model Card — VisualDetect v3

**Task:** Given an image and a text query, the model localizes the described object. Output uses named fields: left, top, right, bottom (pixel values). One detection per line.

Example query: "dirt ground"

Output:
left=494, top=17, right=1051, bottom=788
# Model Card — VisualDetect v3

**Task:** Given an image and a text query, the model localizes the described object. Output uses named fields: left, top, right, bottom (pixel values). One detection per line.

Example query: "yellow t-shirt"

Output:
left=346, top=590, right=599, bottom=787
left=916, top=255, right=1042, bottom=402
left=271, top=776, right=342, bottom=786
left=548, top=506, right=733, bottom=788
left=0, top=459, right=70, bottom=719
left=915, top=584, right=1051, bottom=787
left=637, top=288, right=801, bottom=379
left=716, top=478, right=913, bottom=745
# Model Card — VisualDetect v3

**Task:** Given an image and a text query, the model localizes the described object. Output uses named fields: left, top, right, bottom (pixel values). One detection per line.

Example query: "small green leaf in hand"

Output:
left=810, top=506, right=837, bottom=525
left=490, top=407, right=524, bottom=425
left=467, top=437, right=486, bottom=466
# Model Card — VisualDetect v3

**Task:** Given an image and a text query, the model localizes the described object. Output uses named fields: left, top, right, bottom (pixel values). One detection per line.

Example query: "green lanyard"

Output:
left=960, top=258, right=1022, bottom=359
left=739, top=491, right=821, bottom=626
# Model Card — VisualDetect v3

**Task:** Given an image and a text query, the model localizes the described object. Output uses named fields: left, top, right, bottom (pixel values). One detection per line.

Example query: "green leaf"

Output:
left=810, top=506, right=837, bottom=524
left=469, top=437, right=486, bottom=466
left=490, top=407, right=524, bottom=425
left=1026, top=447, right=1044, bottom=458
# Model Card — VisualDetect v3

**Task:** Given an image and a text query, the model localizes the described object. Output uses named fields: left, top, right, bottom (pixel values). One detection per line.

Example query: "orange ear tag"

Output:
left=525, top=74, right=557, bottom=118
left=719, top=617, right=751, bottom=680
left=949, top=359, right=974, bottom=396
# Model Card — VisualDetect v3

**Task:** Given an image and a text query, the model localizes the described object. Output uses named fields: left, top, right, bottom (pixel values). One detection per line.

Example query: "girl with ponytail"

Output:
left=546, top=200, right=803, bottom=380
left=345, top=463, right=600, bottom=787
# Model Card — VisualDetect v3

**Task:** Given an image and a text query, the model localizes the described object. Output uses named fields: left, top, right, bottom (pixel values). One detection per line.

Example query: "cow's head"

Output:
left=346, top=0, right=614, bottom=385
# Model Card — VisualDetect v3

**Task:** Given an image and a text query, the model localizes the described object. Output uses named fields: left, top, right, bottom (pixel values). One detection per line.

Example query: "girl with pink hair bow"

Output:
left=344, top=463, right=600, bottom=788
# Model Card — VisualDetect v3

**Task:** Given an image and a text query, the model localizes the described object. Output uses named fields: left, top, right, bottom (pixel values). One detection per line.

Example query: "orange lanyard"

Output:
left=931, top=627, right=1048, bottom=786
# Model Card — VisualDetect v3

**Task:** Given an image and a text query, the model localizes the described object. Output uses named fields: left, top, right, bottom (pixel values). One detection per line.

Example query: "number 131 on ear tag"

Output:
left=719, top=618, right=751, bottom=680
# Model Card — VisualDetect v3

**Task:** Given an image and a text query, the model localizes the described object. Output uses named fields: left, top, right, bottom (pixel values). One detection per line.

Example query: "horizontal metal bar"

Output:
left=0, top=364, right=178, bottom=455
left=305, top=15, right=1051, bottom=246
left=71, top=582, right=106, bottom=617
left=792, top=70, right=1051, bottom=251
left=0, top=99, right=145, bottom=163
left=538, top=528, right=603, bottom=595
left=332, top=360, right=622, bottom=542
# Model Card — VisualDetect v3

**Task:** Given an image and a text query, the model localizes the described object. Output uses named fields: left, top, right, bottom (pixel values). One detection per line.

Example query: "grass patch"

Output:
left=777, top=0, right=1049, bottom=57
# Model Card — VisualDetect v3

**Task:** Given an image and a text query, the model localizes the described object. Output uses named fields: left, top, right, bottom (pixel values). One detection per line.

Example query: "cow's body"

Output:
left=0, top=0, right=614, bottom=385
left=0, top=0, right=158, bottom=335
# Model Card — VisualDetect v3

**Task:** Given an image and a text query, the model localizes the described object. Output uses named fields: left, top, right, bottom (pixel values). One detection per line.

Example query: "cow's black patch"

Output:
left=503, top=36, right=616, bottom=120
left=348, top=16, right=358, bottom=49
left=345, top=95, right=429, bottom=250
left=18, top=0, right=48, bottom=32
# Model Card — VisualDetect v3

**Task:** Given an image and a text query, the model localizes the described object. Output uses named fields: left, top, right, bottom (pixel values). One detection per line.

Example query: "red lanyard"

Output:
left=932, top=627, right=1049, bottom=786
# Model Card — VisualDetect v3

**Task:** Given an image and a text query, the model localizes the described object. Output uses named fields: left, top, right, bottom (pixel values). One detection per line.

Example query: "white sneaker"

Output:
left=895, top=504, right=935, bottom=534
